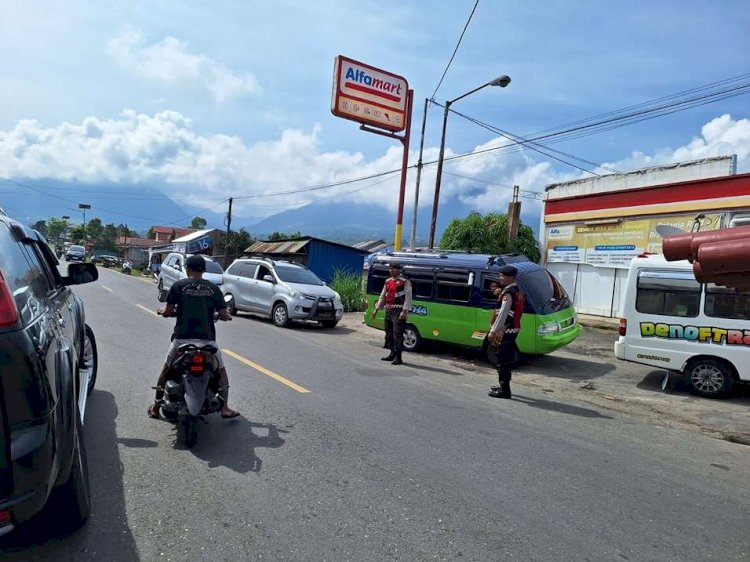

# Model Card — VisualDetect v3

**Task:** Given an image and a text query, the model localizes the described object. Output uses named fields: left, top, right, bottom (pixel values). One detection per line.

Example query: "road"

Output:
left=2, top=266, right=749, bottom=561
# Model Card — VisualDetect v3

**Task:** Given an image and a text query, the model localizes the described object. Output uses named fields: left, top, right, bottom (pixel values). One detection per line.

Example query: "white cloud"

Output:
left=1, top=112, right=749, bottom=221
left=107, top=28, right=260, bottom=103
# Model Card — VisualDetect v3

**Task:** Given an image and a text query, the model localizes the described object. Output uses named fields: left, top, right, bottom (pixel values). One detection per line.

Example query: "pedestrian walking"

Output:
left=371, top=263, right=412, bottom=365
left=487, top=265, right=524, bottom=398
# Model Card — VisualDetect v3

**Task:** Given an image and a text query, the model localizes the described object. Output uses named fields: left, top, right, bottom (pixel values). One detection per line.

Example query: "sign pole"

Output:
left=393, top=89, right=414, bottom=252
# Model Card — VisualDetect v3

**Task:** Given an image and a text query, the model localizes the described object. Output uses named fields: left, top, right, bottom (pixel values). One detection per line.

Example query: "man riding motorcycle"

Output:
left=147, top=254, right=240, bottom=419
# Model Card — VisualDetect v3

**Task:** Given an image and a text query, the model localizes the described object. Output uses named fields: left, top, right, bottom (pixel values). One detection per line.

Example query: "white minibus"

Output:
left=614, top=254, right=749, bottom=398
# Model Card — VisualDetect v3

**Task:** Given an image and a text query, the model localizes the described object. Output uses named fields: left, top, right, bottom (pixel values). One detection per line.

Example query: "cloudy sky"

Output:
left=1, top=0, right=749, bottom=225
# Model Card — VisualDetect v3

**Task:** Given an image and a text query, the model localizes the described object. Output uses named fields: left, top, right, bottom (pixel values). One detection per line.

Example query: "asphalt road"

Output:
left=2, top=266, right=749, bottom=561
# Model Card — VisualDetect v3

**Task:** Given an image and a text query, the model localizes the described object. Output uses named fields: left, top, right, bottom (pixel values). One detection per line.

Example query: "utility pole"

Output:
left=224, top=197, right=233, bottom=268
left=409, top=97, right=430, bottom=250
left=507, top=185, right=521, bottom=241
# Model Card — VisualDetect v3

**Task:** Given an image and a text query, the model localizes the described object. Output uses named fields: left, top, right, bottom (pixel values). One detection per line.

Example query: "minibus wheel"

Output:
left=402, top=324, right=422, bottom=352
left=686, top=358, right=735, bottom=398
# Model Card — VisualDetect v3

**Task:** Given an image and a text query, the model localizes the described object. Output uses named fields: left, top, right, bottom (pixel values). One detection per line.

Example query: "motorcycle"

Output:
left=122, top=260, right=132, bottom=275
left=159, top=301, right=231, bottom=447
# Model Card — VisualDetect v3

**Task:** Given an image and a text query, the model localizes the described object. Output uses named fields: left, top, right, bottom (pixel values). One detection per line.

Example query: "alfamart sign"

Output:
left=331, top=55, right=409, bottom=132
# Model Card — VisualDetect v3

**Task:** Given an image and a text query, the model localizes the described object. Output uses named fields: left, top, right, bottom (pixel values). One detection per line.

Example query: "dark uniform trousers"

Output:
left=496, top=332, right=518, bottom=385
left=385, top=308, right=406, bottom=352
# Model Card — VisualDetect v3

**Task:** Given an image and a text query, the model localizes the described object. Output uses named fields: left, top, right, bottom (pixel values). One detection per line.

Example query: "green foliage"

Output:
left=191, top=216, right=207, bottom=229
left=146, top=227, right=156, bottom=239
left=330, top=268, right=365, bottom=312
left=268, top=231, right=303, bottom=241
left=47, top=217, right=68, bottom=242
left=224, top=228, right=254, bottom=255
left=86, top=218, right=104, bottom=241
left=31, top=220, right=48, bottom=236
left=439, top=211, right=541, bottom=263
left=70, top=224, right=86, bottom=243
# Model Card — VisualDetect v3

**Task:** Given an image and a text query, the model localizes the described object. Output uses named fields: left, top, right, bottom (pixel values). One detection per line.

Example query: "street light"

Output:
left=78, top=203, right=91, bottom=245
left=427, top=75, right=511, bottom=249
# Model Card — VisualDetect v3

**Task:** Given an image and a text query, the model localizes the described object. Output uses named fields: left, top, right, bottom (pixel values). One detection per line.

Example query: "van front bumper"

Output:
left=536, top=324, right=583, bottom=354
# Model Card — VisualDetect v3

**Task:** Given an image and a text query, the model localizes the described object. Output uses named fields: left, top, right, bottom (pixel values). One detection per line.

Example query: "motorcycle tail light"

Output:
left=189, top=352, right=207, bottom=373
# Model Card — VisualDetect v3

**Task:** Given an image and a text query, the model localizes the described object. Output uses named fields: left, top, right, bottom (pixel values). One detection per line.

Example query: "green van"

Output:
left=364, top=252, right=581, bottom=358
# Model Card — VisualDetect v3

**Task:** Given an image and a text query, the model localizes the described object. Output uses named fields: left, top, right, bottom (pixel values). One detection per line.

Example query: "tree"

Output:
left=268, top=231, right=303, bottom=241
left=225, top=228, right=255, bottom=255
left=146, top=227, right=156, bottom=239
left=70, top=224, right=86, bottom=244
left=86, top=217, right=104, bottom=242
left=439, top=211, right=541, bottom=263
left=191, top=217, right=207, bottom=229
left=47, top=217, right=68, bottom=242
left=31, top=220, right=48, bottom=237
left=116, top=224, right=138, bottom=238
left=95, top=224, right=118, bottom=251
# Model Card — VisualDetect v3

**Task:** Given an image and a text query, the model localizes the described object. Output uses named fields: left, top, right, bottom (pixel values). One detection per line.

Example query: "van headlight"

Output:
left=537, top=322, right=560, bottom=335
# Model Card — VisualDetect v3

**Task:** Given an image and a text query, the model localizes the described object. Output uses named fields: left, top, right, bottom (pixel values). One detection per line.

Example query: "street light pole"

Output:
left=409, top=97, right=430, bottom=250
left=79, top=203, right=91, bottom=246
left=427, top=75, right=511, bottom=250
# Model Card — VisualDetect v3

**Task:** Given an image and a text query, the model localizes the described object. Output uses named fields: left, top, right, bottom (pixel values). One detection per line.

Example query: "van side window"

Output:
left=705, top=284, right=750, bottom=320
left=481, top=275, right=500, bottom=303
left=636, top=271, right=700, bottom=317
left=403, top=266, right=434, bottom=300
left=370, top=265, right=389, bottom=294
left=436, top=269, right=471, bottom=303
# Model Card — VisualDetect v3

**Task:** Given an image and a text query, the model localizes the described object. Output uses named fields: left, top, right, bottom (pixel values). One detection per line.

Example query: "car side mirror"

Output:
left=63, top=263, right=99, bottom=285
left=263, top=274, right=275, bottom=283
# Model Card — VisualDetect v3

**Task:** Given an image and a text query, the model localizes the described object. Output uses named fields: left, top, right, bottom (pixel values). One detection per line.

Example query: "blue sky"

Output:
left=1, top=0, right=749, bottom=224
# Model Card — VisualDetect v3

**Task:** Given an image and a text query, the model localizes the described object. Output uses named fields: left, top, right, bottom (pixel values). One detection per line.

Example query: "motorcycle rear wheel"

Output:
left=177, top=411, right=198, bottom=448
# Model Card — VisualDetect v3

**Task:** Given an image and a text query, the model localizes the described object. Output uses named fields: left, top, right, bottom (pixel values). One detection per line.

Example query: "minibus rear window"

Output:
left=705, top=284, right=750, bottom=320
left=636, top=272, right=700, bottom=317
left=519, top=269, right=569, bottom=314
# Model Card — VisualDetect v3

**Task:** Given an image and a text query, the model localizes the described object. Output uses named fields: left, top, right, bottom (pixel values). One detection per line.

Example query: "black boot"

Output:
left=381, top=352, right=396, bottom=361
left=488, top=381, right=511, bottom=399
left=391, top=352, right=403, bottom=365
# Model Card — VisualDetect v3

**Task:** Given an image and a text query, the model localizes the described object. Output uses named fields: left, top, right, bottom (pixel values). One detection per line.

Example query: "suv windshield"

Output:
left=519, top=269, right=570, bottom=314
left=275, top=265, right=323, bottom=286
left=204, top=260, right=223, bottom=274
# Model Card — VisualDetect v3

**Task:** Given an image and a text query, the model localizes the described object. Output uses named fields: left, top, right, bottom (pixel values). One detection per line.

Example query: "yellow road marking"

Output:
left=102, top=286, right=113, bottom=292
left=223, top=349, right=311, bottom=394
left=136, top=304, right=159, bottom=316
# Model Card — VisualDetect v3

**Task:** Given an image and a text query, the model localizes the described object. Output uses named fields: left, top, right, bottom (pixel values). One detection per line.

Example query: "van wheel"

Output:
left=272, top=303, right=289, bottom=327
left=686, top=359, right=734, bottom=398
left=402, top=324, right=422, bottom=352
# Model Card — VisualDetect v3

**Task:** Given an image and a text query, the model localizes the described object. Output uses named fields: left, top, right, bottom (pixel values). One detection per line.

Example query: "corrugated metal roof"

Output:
left=353, top=239, right=390, bottom=252
left=245, top=239, right=311, bottom=254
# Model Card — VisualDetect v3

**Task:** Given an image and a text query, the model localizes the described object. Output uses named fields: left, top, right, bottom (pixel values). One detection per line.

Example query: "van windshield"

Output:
left=519, top=269, right=570, bottom=314
left=275, top=266, right=324, bottom=286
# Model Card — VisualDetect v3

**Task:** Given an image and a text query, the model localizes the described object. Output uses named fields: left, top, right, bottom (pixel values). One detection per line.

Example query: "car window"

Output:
left=166, top=256, right=178, bottom=267
left=69, top=245, right=85, bottom=252
left=519, top=269, right=569, bottom=314
left=636, top=271, right=700, bottom=318
left=234, top=262, right=257, bottom=278
left=257, top=265, right=273, bottom=280
left=274, top=265, right=323, bottom=285
left=0, top=227, right=51, bottom=325
left=204, top=260, right=223, bottom=274
left=705, top=284, right=750, bottom=320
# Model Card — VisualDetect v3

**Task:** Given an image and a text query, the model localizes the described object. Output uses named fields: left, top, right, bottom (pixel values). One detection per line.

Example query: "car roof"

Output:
left=233, top=257, right=303, bottom=268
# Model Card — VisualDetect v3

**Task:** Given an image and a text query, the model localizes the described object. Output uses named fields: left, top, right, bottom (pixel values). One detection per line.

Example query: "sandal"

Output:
left=221, top=409, right=240, bottom=419
left=147, top=404, right=160, bottom=419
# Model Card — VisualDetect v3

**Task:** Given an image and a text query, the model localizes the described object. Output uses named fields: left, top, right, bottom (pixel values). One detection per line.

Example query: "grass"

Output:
left=330, top=268, right=366, bottom=312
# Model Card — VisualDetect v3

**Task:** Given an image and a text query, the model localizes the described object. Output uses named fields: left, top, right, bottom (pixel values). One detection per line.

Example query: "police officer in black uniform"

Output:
left=488, top=265, right=523, bottom=399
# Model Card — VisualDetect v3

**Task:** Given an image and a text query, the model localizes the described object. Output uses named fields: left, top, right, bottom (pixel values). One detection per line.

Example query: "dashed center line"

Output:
left=102, top=286, right=114, bottom=292
left=223, top=348, right=311, bottom=394
left=136, top=304, right=159, bottom=316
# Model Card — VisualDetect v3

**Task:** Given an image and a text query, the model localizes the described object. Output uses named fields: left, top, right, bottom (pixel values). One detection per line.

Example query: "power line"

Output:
left=430, top=0, right=480, bottom=100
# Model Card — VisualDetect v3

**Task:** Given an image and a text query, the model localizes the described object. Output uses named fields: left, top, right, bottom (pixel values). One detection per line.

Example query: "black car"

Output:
left=65, top=244, right=86, bottom=262
left=0, top=214, right=99, bottom=537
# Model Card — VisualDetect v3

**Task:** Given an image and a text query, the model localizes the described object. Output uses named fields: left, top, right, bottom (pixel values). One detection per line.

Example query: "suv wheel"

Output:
left=48, top=405, right=91, bottom=531
left=272, top=303, right=289, bottom=327
left=157, top=280, right=167, bottom=302
left=82, top=324, right=98, bottom=395
left=226, top=294, right=237, bottom=316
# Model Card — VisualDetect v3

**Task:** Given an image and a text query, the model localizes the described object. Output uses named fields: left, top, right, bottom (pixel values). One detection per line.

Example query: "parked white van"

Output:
left=614, top=254, right=749, bottom=398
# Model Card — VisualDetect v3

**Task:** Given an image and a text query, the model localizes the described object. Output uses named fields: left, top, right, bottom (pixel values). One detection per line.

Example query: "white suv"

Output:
left=157, top=252, right=224, bottom=301
left=222, top=258, right=343, bottom=328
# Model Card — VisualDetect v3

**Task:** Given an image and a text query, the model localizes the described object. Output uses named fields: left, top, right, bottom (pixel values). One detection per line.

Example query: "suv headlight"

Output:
left=333, top=291, right=343, bottom=307
left=537, top=322, right=560, bottom=335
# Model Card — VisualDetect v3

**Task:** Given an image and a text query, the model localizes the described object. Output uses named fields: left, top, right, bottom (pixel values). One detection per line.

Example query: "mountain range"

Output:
left=0, top=179, right=540, bottom=244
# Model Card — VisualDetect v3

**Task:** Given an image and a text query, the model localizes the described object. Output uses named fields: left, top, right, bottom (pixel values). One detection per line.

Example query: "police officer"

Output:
left=488, top=265, right=523, bottom=398
left=372, top=263, right=412, bottom=365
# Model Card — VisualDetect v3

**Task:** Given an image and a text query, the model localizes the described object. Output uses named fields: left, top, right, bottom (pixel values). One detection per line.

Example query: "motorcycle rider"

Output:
left=147, top=254, right=239, bottom=419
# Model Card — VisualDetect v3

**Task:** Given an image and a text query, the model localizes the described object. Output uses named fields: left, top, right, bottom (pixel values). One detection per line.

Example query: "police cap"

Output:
left=499, top=265, right=517, bottom=276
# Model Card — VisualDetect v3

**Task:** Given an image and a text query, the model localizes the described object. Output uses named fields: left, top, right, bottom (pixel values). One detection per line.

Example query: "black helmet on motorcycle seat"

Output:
left=185, top=254, right=206, bottom=272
